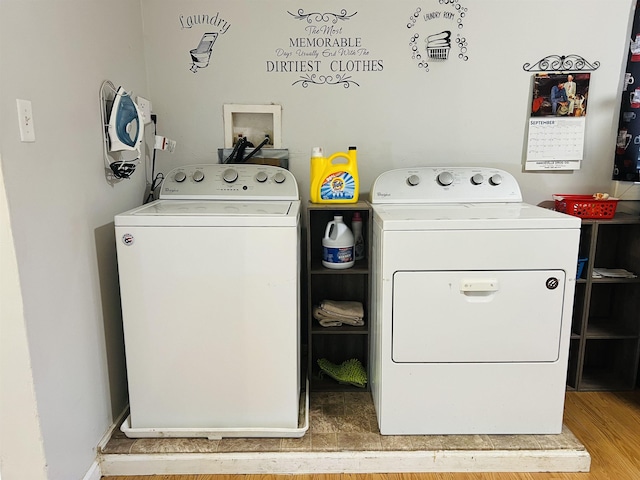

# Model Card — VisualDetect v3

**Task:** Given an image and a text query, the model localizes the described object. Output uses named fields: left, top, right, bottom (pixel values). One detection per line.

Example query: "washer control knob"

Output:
left=489, top=174, right=503, bottom=186
left=471, top=174, right=484, bottom=185
left=437, top=171, right=454, bottom=186
left=223, top=168, right=238, bottom=183
left=273, top=172, right=286, bottom=184
left=255, top=171, right=268, bottom=183
left=193, top=170, right=205, bottom=183
left=174, top=171, right=186, bottom=183
left=407, top=174, right=420, bottom=186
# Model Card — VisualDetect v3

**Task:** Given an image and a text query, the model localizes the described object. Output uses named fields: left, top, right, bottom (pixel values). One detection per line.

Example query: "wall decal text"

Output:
left=266, top=9, right=384, bottom=88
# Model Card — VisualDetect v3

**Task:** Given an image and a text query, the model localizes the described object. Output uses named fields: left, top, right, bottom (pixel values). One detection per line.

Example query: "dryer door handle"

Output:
left=460, top=279, right=499, bottom=296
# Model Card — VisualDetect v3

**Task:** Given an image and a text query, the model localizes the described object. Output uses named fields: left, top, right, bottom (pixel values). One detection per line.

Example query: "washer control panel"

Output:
left=370, top=167, right=522, bottom=204
left=160, top=164, right=299, bottom=200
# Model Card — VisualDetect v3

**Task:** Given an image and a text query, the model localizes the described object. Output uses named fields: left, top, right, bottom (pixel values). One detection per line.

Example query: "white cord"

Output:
left=614, top=180, right=640, bottom=199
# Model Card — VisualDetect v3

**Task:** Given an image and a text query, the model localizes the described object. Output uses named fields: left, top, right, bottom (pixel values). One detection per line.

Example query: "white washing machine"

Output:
left=115, top=164, right=307, bottom=439
left=369, top=167, right=581, bottom=435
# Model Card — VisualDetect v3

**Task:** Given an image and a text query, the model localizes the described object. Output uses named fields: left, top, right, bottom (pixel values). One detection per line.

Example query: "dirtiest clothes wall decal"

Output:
left=267, top=8, right=384, bottom=88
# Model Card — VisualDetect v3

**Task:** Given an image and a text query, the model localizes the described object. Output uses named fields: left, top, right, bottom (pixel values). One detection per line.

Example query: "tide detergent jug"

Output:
left=310, top=146, right=359, bottom=203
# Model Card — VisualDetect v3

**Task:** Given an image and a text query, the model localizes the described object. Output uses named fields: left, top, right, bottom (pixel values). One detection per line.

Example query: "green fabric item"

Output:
left=317, top=358, right=367, bottom=388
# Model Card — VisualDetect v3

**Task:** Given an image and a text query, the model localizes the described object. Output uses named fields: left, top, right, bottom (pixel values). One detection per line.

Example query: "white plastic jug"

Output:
left=322, top=216, right=355, bottom=269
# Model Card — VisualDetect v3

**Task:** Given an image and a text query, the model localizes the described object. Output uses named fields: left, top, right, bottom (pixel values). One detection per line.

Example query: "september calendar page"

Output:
left=526, top=72, right=590, bottom=170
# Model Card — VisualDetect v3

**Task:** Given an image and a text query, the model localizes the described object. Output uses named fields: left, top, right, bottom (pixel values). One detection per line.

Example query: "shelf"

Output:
left=309, top=259, right=369, bottom=273
left=309, top=369, right=368, bottom=392
left=579, top=369, right=636, bottom=391
left=580, top=213, right=640, bottom=225
left=306, top=202, right=372, bottom=392
left=590, top=277, right=640, bottom=284
left=585, top=321, right=638, bottom=339
left=567, top=215, right=640, bottom=391
left=311, top=324, right=368, bottom=335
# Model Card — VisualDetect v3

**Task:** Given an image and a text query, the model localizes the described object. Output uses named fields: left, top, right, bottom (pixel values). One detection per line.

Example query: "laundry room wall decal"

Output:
left=179, top=12, right=232, bottom=73
left=406, top=1, right=469, bottom=73
left=266, top=8, right=385, bottom=87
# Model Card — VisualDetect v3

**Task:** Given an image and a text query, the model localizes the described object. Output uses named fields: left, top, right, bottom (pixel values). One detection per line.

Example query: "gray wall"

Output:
left=142, top=0, right=635, bottom=206
left=0, top=1, right=147, bottom=479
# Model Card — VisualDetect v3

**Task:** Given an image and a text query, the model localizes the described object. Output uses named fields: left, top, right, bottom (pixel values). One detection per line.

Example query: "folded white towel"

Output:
left=319, top=300, right=364, bottom=318
left=313, top=305, right=364, bottom=327
left=316, top=316, right=343, bottom=327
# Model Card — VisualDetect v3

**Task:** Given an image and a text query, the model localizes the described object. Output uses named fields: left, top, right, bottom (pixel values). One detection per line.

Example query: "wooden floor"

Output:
left=102, top=390, right=640, bottom=480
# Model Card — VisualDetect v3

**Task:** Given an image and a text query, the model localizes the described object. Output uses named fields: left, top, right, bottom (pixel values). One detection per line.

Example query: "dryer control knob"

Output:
left=174, top=171, right=187, bottom=183
left=255, top=171, right=268, bottom=183
left=223, top=168, right=238, bottom=183
left=471, top=174, right=484, bottom=185
left=273, top=172, right=286, bottom=184
left=437, top=171, right=454, bottom=186
left=489, top=174, right=503, bottom=186
left=407, top=174, right=420, bottom=186
left=193, top=170, right=205, bottom=182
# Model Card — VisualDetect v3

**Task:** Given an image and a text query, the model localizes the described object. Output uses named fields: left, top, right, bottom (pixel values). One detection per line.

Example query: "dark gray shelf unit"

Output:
left=567, top=213, right=640, bottom=391
left=305, top=201, right=372, bottom=392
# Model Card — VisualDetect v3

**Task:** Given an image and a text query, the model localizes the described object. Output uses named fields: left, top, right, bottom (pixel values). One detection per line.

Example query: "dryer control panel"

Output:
left=370, top=167, right=522, bottom=204
left=160, top=164, right=299, bottom=201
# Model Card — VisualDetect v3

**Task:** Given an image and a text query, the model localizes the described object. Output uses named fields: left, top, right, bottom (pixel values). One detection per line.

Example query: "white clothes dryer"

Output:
left=369, top=167, right=580, bottom=435
left=115, top=164, right=307, bottom=439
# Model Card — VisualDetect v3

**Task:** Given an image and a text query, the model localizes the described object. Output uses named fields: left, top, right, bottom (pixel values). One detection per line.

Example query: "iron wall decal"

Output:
left=406, top=1, right=469, bottom=73
left=523, top=55, right=600, bottom=73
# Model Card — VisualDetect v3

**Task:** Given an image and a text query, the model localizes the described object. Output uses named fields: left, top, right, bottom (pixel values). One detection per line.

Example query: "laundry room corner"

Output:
left=2, top=1, right=640, bottom=479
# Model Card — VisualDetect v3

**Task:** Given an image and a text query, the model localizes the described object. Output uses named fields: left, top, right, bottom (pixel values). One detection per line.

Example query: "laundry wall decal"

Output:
left=407, top=1, right=470, bottom=73
left=179, top=12, right=232, bottom=73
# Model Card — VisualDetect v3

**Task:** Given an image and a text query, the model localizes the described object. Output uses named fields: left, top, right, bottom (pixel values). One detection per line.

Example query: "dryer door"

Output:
left=391, top=270, right=566, bottom=363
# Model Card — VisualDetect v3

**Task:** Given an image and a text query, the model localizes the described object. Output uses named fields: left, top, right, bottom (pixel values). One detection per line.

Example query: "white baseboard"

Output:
left=97, top=405, right=129, bottom=451
left=87, top=405, right=129, bottom=480
left=82, top=461, right=102, bottom=480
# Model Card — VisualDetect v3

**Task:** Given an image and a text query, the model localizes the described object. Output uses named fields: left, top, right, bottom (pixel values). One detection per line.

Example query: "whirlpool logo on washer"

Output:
left=122, top=233, right=135, bottom=246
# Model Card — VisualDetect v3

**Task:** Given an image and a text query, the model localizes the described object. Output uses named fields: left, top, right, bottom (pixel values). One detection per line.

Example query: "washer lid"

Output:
left=115, top=200, right=300, bottom=227
left=373, top=202, right=581, bottom=230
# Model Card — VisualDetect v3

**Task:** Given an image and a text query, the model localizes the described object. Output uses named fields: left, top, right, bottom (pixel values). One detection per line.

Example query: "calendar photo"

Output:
left=526, top=73, right=589, bottom=170
left=531, top=73, right=590, bottom=118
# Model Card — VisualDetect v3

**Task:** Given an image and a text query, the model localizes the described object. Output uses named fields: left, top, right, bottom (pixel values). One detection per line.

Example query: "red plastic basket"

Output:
left=553, top=195, right=618, bottom=219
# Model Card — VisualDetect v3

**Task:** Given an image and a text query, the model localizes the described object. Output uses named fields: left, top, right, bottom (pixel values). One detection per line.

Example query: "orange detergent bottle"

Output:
left=310, top=146, right=359, bottom=203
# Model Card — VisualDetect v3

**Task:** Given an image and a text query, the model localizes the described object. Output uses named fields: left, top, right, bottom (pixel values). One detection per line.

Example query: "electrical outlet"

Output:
left=16, top=99, right=35, bottom=142
left=136, top=96, right=153, bottom=125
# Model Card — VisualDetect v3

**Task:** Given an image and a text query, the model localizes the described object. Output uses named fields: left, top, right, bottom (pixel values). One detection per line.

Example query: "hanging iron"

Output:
left=108, top=86, right=144, bottom=157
